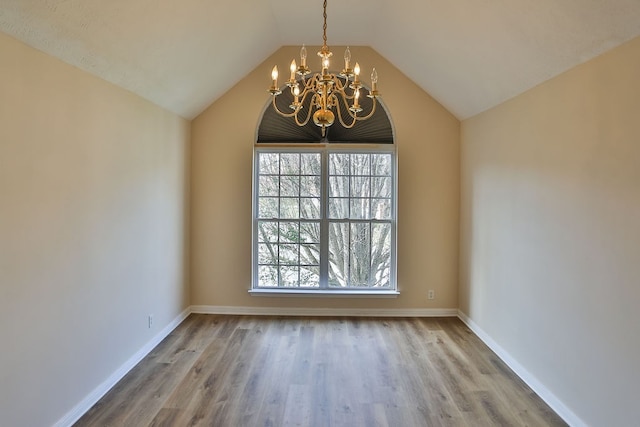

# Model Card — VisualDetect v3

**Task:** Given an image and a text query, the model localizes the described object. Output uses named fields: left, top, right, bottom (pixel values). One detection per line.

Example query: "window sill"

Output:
left=249, top=289, right=400, bottom=298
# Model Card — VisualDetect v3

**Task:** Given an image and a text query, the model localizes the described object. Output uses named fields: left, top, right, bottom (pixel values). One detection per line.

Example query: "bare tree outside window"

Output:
left=255, top=150, right=395, bottom=290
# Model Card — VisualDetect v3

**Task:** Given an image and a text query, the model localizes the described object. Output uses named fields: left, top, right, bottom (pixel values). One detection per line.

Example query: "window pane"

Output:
left=328, top=271, right=345, bottom=287
left=259, top=176, right=279, bottom=196
left=258, top=243, right=278, bottom=264
left=350, top=176, right=370, bottom=198
left=300, top=266, right=320, bottom=287
left=329, top=176, right=349, bottom=197
left=329, top=198, right=349, bottom=219
left=372, top=268, right=390, bottom=288
left=259, top=197, right=278, bottom=218
left=257, top=221, right=278, bottom=242
left=280, top=153, right=300, bottom=175
left=371, top=223, right=391, bottom=251
left=280, top=198, right=299, bottom=218
left=371, top=199, right=392, bottom=220
left=280, top=266, right=299, bottom=287
left=372, top=154, right=391, bottom=176
left=279, top=244, right=299, bottom=265
left=329, top=153, right=349, bottom=175
left=300, top=244, right=320, bottom=266
left=300, top=197, right=321, bottom=219
left=258, top=265, right=278, bottom=287
left=350, top=223, right=371, bottom=287
left=372, top=177, right=391, bottom=198
left=328, top=222, right=349, bottom=287
left=301, top=153, right=321, bottom=175
left=300, top=222, right=320, bottom=243
left=371, top=223, right=392, bottom=288
left=259, top=153, right=279, bottom=174
left=301, top=176, right=321, bottom=197
left=280, top=176, right=299, bottom=197
left=351, top=153, right=370, bottom=176
left=350, top=199, right=370, bottom=219
left=279, top=222, right=299, bottom=243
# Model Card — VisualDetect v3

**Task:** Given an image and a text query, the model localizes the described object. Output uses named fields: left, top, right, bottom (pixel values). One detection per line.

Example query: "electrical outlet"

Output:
left=148, top=315, right=153, bottom=329
left=427, top=290, right=435, bottom=300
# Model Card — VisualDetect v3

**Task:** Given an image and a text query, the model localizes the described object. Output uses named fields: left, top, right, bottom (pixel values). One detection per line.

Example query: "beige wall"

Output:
left=0, top=33, right=190, bottom=426
left=13, top=25, right=638, bottom=426
left=460, top=36, right=640, bottom=426
left=191, top=46, right=460, bottom=310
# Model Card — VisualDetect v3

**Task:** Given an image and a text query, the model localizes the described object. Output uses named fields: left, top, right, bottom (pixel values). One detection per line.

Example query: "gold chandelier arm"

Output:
left=333, top=91, right=378, bottom=127
left=271, top=95, right=298, bottom=118
left=270, top=91, right=316, bottom=126
left=294, top=94, right=317, bottom=127
left=333, top=94, right=357, bottom=129
left=353, top=96, right=378, bottom=121
left=297, top=87, right=313, bottom=106
left=294, top=104, right=314, bottom=127
left=331, top=76, right=356, bottom=101
left=334, top=81, right=362, bottom=110
left=301, top=76, right=318, bottom=95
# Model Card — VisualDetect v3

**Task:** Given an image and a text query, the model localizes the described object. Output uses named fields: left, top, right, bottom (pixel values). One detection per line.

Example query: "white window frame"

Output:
left=250, top=143, right=398, bottom=296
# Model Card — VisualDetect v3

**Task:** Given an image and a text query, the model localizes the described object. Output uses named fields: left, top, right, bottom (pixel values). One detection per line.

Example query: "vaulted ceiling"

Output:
left=2, top=0, right=640, bottom=120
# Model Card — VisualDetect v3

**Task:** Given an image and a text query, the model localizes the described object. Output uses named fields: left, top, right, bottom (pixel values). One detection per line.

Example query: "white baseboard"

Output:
left=457, top=310, right=586, bottom=427
left=53, top=307, right=191, bottom=427
left=190, top=305, right=458, bottom=317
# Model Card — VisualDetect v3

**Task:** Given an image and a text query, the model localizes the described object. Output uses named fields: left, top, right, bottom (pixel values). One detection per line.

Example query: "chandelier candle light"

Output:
left=268, top=0, right=380, bottom=138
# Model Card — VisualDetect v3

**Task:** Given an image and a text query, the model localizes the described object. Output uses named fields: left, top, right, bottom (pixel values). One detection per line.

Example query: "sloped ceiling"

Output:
left=1, top=0, right=640, bottom=120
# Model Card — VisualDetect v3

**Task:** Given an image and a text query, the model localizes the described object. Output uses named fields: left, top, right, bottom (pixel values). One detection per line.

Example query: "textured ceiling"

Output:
left=1, top=0, right=640, bottom=120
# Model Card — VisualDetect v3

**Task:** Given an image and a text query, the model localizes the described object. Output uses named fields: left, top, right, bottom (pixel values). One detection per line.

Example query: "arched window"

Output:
left=252, top=85, right=397, bottom=294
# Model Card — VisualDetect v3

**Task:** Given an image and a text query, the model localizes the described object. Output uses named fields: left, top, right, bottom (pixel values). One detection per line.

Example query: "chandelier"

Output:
left=268, top=0, right=380, bottom=138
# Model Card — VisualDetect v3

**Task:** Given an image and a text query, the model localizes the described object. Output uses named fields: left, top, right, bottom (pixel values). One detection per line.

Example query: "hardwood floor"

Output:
left=75, top=315, right=566, bottom=426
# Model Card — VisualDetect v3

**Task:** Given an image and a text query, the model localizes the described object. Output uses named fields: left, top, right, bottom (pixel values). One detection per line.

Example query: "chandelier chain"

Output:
left=322, top=0, right=328, bottom=47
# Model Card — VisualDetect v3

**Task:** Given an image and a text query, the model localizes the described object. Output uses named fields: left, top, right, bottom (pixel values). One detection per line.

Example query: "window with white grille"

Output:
left=253, top=147, right=396, bottom=293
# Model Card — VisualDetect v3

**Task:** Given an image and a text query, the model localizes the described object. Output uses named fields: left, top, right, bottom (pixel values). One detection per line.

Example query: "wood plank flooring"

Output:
left=75, top=315, right=566, bottom=426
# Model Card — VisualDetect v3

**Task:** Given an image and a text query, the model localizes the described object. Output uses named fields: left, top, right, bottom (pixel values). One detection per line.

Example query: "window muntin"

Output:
left=254, top=147, right=396, bottom=291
